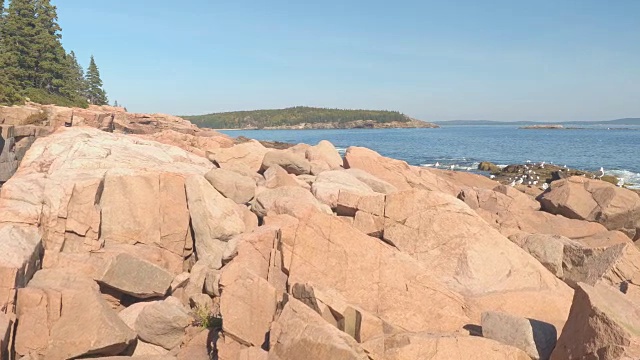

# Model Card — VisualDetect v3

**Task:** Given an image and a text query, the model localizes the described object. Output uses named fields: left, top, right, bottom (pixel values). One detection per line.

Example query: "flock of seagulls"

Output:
left=430, top=160, right=628, bottom=189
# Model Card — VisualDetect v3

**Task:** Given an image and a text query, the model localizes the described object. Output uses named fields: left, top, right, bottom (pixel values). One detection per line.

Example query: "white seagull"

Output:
left=517, top=178, right=524, bottom=185
left=489, top=175, right=496, bottom=179
left=542, top=183, right=549, bottom=190
left=450, top=165, right=455, bottom=170
left=617, top=178, right=625, bottom=187
left=599, top=167, right=605, bottom=178
left=435, top=162, right=440, bottom=167
left=510, top=180, right=516, bottom=187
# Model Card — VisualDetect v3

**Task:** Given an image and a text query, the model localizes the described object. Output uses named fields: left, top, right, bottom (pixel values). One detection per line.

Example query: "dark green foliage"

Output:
left=0, top=0, right=104, bottom=107
left=60, top=51, right=88, bottom=104
left=24, top=87, right=87, bottom=107
left=185, top=106, right=410, bottom=129
left=85, top=55, right=107, bottom=105
left=0, top=0, right=38, bottom=90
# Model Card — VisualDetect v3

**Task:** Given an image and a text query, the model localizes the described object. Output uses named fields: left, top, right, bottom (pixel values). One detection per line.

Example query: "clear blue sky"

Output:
left=57, top=0, right=639, bottom=121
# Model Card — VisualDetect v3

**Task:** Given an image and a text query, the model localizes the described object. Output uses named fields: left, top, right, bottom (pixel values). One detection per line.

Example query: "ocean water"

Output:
left=220, top=125, right=640, bottom=188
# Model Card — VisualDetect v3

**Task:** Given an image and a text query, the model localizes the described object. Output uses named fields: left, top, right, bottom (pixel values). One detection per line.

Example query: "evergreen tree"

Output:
left=32, top=0, right=67, bottom=93
left=61, top=50, right=87, bottom=101
left=85, top=55, right=107, bottom=105
left=0, top=0, right=38, bottom=90
left=0, top=0, right=26, bottom=104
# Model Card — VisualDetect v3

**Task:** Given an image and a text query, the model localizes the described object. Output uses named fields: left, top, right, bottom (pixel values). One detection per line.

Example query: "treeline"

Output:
left=0, top=0, right=108, bottom=107
left=184, top=106, right=410, bottom=129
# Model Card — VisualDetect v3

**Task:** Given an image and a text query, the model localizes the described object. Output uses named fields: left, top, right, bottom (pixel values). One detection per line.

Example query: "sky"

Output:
left=56, top=0, right=640, bottom=121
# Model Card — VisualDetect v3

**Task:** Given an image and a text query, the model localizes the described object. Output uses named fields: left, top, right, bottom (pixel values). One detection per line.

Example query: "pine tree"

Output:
left=31, top=0, right=67, bottom=93
left=0, top=0, right=38, bottom=89
left=60, top=50, right=87, bottom=102
left=85, top=55, right=107, bottom=105
left=0, top=0, right=25, bottom=104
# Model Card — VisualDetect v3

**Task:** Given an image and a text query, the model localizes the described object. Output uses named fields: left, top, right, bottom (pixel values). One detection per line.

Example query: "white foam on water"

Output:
left=606, top=170, right=640, bottom=189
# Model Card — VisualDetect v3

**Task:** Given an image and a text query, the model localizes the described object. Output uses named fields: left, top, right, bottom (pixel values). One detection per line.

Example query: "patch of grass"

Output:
left=24, top=88, right=88, bottom=109
left=23, top=111, right=48, bottom=125
left=193, top=304, right=222, bottom=329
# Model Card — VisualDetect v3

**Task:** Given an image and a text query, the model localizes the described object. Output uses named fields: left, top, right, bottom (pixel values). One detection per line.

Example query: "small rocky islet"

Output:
left=0, top=103, right=639, bottom=359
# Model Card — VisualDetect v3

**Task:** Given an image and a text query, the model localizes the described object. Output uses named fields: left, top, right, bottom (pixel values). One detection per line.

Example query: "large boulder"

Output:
left=219, top=266, right=277, bottom=347
left=0, top=127, right=211, bottom=280
left=562, top=241, right=640, bottom=290
left=380, top=189, right=573, bottom=331
left=0, top=224, right=42, bottom=313
left=382, top=333, right=531, bottom=360
left=551, top=282, right=640, bottom=360
left=343, top=147, right=459, bottom=196
left=261, top=150, right=312, bottom=175
left=305, top=140, right=343, bottom=174
left=44, top=290, right=136, bottom=360
left=343, top=168, right=398, bottom=194
left=269, top=298, right=370, bottom=360
left=99, top=253, right=174, bottom=299
left=285, top=211, right=470, bottom=333
left=251, top=186, right=332, bottom=218
left=100, top=172, right=192, bottom=257
left=478, top=207, right=613, bottom=240
left=430, top=167, right=502, bottom=190
left=207, top=140, right=268, bottom=173
left=263, top=165, right=303, bottom=189
left=510, top=233, right=566, bottom=278
left=311, top=170, right=375, bottom=208
left=185, top=175, right=245, bottom=268
left=459, top=185, right=540, bottom=212
left=135, top=298, right=192, bottom=350
left=205, top=168, right=256, bottom=204
left=139, top=129, right=234, bottom=157
left=539, top=176, right=640, bottom=240
left=0, top=105, right=42, bottom=125
left=481, top=311, right=557, bottom=360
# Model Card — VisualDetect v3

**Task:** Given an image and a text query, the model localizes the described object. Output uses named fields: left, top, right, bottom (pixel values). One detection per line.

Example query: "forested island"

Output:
left=184, top=106, right=438, bottom=129
left=0, top=0, right=109, bottom=107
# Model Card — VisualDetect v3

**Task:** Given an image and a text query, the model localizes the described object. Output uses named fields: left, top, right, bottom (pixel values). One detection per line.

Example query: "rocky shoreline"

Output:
left=1, top=103, right=640, bottom=359
left=520, top=124, right=565, bottom=129
left=236, top=118, right=439, bottom=130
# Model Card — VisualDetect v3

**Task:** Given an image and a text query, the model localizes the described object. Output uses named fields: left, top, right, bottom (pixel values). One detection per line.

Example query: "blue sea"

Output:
left=220, top=125, right=640, bottom=188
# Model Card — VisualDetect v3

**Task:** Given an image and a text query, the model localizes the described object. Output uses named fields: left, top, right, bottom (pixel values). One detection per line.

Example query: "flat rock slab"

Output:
left=482, top=311, right=557, bottom=360
left=100, top=253, right=173, bottom=299
left=44, top=290, right=136, bottom=360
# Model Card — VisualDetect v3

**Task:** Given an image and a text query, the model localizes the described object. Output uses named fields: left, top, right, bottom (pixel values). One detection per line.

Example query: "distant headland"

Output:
left=435, top=118, right=640, bottom=126
left=183, top=106, right=439, bottom=130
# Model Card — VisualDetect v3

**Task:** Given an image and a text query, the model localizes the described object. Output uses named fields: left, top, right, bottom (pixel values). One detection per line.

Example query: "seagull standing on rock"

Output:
left=617, top=178, right=625, bottom=187
left=450, top=165, right=455, bottom=170
left=599, top=167, right=605, bottom=178
left=435, top=162, right=440, bottom=167
left=542, top=183, right=549, bottom=190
